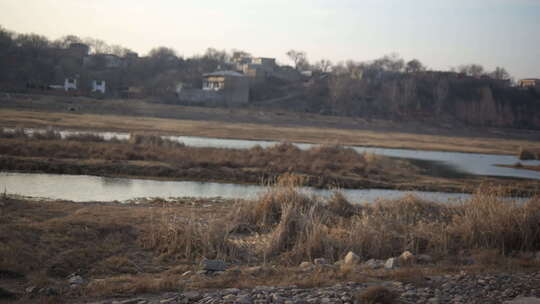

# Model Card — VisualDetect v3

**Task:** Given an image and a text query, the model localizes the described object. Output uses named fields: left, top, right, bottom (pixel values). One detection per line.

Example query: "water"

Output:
left=161, top=136, right=540, bottom=179
left=4, top=127, right=540, bottom=179
left=0, top=172, right=471, bottom=203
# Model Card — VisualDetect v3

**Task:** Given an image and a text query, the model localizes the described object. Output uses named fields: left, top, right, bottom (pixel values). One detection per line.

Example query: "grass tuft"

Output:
left=354, top=286, right=398, bottom=304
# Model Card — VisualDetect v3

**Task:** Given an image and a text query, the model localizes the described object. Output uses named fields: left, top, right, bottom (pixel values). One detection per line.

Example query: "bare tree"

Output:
left=109, top=44, right=132, bottom=57
left=489, top=66, right=510, bottom=80
left=203, top=48, right=229, bottom=63
left=53, top=35, right=82, bottom=48
left=314, top=59, right=333, bottom=73
left=231, top=49, right=251, bottom=62
left=457, top=64, right=484, bottom=77
left=373, top=53, right=405, bottom=73
left=405, top=59, right=426, bottom=73
left=148, top=47, right=177, bottom=59
left=286, top=49, right=307, bottom=70
left=84, top=38, right=111, bottom=54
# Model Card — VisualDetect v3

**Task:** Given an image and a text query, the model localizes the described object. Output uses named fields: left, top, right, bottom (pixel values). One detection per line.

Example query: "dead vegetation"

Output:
left=0, top=128, right=423, bottom=190
left=140, top=174, right=540, bottom=267
left=222, top=175, right=540, bottom=265
left=1, top=175, right=540, bottom=301
left=518, top=147, right=540, bottom=160
left=354, top=286, right=398, bottom=304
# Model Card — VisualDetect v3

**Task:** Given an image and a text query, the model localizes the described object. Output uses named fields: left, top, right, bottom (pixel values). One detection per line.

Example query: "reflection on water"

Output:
left=0, top=172, right=471, bottom=203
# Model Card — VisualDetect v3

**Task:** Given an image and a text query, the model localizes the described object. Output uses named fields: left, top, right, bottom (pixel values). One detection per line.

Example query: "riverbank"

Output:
left=1, top=132, right=538, bottom=194
left=1, top=180, right=540, bottom=303
left=1, top=95, right=540, bottom=155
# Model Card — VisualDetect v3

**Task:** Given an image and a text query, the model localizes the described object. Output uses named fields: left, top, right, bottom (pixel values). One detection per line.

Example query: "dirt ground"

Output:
left=1, top=94, right=540, bottom=155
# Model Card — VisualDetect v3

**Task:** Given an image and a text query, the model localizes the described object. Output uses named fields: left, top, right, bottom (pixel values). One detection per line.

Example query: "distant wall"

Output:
left=177, top=89, right=223, bottom=105
left=179, top=76, right=249, bottom=106
left=223, top=76, right=249, bottom=105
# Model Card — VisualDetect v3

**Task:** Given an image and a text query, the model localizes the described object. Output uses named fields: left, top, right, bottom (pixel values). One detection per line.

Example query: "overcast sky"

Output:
left=1, top=0, right=539, bottom=79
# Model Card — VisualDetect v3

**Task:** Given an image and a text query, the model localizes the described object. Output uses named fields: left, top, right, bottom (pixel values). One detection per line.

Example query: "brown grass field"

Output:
left=1, top=94, right=540, bottom=155
left=1, top=177, right=540, bottom=302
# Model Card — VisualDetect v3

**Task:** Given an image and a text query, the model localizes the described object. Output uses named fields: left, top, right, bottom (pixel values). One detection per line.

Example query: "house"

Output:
left=64, top=78, right=77, bottom=91
left=202, top=71, right=250, bottom=105
left=234, top=57, right=277, bottom=82
left=518, top=78, right=540, bottom=90
left=92, top=80, right=106, bottom=94
left=178, top=70, right=249, bottom=106
left=251, top=57, right=276, bottom=67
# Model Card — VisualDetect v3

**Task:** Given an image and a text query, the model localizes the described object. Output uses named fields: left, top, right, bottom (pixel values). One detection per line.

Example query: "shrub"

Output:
left=354, top=286, right=398, bottom=304
left=518, top=147, right=540, bottom=160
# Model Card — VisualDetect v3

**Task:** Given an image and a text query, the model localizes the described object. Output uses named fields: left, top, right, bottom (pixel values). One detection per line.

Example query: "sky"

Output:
left=1, top=0, right=539, bottom=79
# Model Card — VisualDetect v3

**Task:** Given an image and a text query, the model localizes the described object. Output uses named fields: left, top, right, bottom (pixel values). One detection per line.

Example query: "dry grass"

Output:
left=2, top=180, right=540, bottom=301
left=0, top=135, right=419, bottom=190
left=140, top=208, right=240, bottom=261
left=519, top=147, right=540, bottom=160
left=224, top=176, right=540, bottom=265
left=85, top=273, right=181, bottom=297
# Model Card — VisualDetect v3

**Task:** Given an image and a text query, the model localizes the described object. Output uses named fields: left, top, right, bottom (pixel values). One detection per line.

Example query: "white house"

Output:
left=92, top=80, right=106, bottom=94
left=64, top=78, right=77, bottom=91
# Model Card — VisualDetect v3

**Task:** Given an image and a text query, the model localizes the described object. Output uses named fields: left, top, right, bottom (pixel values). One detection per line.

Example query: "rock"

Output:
left=504, top=298, right=540, bottom=304
left=181, top=271, right=193, bottom=277
left=384, top=257, right=399, bottom=269
left=399, top=251, right=416, bottom=264
left=224, top=288, right=240, bottom=294
left=200, top=259, right=227, bottom=271
left=299, top=261, right=313, bottom=269
left=343, top=251, right=360, bottom=265
left=25, top=286, right=37, bottom=294
left=68, top=275, right=85, bottom=285
left=183, top=291, right=202, bottom=301
left=160, top=298, right=177, bottom=304
left=237, top=295, right=253, bottom=304
left=363, top=259, right=385, bottom=269
left=314, top=258, right=328, bottom=265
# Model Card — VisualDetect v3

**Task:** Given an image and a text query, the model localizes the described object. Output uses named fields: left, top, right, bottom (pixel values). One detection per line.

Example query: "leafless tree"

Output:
left=231, top=49, right=251, bottom=62
left=314, top=59, right=333, bottom=73
left=53, top=35, right=82, bottom=49
left=405, top=59, right=426, bottom=73
left=457, top=64, right=484, bottom=77
left=373, top=53, right=405, bottom=73
left=286, top=49, right=307, bottom=70
left=489, top=66, right=510, bottom=80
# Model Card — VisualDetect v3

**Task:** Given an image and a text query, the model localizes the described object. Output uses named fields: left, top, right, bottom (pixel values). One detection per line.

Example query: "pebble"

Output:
left=92, top=271, right=540, bottom=304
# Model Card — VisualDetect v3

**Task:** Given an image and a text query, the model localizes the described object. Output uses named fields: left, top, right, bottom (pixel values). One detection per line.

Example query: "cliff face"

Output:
left=330, top=74, right=540, bottom=129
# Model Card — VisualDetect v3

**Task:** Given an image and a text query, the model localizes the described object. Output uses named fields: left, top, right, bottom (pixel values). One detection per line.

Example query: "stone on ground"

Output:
left=385, top=257, right=399, bottom=269
left=504, top=297, right=540, bottom=304
left=343, top=251, right=360, bottom=265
